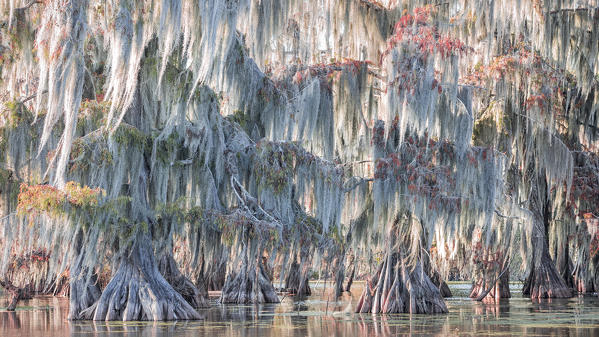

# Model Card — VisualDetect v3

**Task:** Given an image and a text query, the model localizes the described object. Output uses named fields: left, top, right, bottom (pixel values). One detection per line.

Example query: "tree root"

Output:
left=78, top=239, right=201, bottom=321
left=220, top=242, right=279, bottom=304
left=470, top=266, right=510, bottom=302
left=68, top=273, right=101, bottom=320
left=355, top=253, right=447, bottom=314
left=523, top=250, right=572, bottom=299
left=220, top=259, right=279, bottom=304
left=159, top=254, right=209, bottom=309
left=284, top=259, right=311, bottom=296
left=430, top=270, right=452, bottom=298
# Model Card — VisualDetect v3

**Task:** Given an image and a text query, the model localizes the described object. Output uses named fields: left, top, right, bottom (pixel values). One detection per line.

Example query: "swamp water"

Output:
left=1, top=282, right=599, bottom=336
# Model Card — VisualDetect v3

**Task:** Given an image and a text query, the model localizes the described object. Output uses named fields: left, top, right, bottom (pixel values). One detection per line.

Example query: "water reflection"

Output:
left=1, top=284, right=599, bottom=336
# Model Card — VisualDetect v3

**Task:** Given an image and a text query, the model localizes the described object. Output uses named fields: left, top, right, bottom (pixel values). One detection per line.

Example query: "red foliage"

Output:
left=17, top=182, right=103, bottom=218
left=380, top=6, right=471, bottom=96
left=462, top=45, right=569, bottom=116
left=381, top=6, right=470, bottom=64
left=371, top=120, right=386, bottom=147
left=471, top=232, right=505, bottom=269
left=17, top=183, right=66, bottom=217
left=286, top=58, right=370, bottom=87
left=525, top=94, right=548, bottom=111
left=374, top=135, right=466, bottom=211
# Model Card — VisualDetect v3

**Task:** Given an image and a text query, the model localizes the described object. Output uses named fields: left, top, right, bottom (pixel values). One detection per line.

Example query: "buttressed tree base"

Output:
left=0, top=0, right=597, bottom=320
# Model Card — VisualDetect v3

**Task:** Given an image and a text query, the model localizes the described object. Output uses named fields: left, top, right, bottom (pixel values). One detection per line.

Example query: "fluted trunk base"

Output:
left=355, top=253, right=447, bottom=314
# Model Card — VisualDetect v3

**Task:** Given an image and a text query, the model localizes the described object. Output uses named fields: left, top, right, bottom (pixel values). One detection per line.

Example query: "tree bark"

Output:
left=523, top=246, right=572, bottom=299
left=220, top=236, right=279, bottom=304
left=68, top=229, right=101, bottom=320
left=469, top=249, right=509, bottom=302
left=68, top=272, right=101, bottom=320
left=0, top=280, right=29, bottom=311
left=78, top=233, right=201, bottom=320
left=523, top=203, right=572, bottom=299
left=199, top=246, right=227, bottom=291
left=334, top=256, right=345, bottom=299
left=430, top=270, right=452, bottom=298
left=158, top=254, right=209, bottom=309
left=354, top=252, right=447, bottom=314
left=345, top=263, right=355, bottom=292
left=284, top=258, right=311, bottom=296
left=470, top=266, right=510, bottom=302
left=572, top=222, right=599, bottom=294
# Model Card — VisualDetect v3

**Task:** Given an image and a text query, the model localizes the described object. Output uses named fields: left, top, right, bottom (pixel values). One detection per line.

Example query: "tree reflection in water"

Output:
left=2, top=284, right=599, bottom=336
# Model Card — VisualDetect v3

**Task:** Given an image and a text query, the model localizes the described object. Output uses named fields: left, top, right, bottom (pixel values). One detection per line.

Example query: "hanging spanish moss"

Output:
left=0, top=0, right=597, bottom=322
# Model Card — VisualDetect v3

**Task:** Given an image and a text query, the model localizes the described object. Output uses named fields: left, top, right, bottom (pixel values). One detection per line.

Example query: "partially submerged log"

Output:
left=355, top=252, right=447, bottom=314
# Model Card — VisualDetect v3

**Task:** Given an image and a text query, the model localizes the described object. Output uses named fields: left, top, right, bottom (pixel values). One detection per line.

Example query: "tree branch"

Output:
left=343, top=176, right=374, bottom=193
left=22, top=1, right=42, bottom=10
left=474, top=260, right=510, bottom=301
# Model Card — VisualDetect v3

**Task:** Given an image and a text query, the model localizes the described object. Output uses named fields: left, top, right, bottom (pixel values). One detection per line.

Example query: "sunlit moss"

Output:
left=227, top=109, right=250, bottom=132
left=112, top=124, right=148, bottom=148
left=253, top=142, right=294, bottom=194
left=77, top=99, right=110, bottom=134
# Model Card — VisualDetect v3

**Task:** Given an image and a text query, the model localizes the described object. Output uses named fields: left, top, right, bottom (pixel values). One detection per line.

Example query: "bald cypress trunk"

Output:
left=220, top=231, right=279, bottom=304
left=334, top=257, right=345, bottom=299
left=194, top=246, right=228, bottom=291
left=68, top=228, right=101, bottom=320
left=284, top=258, right=311, bottom=297
left=430, top=270, right=452, bottom=298
left=523, top=211, right=572, bottom=299
left=0, top=280, right=29, bottom=311
left=158, top=254, right=209, bottom=309
left=470, top=268, right=510, bottom=301
left=345, top=263, right=355, bottom=292
left=523, top=244, right=572, bottom=299
left=355, top=252, right=447, bottom=314
left=78, top=232, right=201, bottom=321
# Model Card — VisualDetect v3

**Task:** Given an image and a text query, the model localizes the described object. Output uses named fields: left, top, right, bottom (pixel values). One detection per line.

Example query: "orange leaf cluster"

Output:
left=17, top=182, right=103, bottom=218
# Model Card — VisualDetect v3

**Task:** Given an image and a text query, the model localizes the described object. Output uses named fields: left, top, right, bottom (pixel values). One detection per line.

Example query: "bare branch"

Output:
left=343, top=176, right=374, bottom=193
left=475, top=260, right=510, bottom=301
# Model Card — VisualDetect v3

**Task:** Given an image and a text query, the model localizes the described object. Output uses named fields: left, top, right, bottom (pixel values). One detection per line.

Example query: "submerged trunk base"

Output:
left=220, top=258, right=279, bottom=304
left=159, top=255, right=209, bottom=309
left=470, top=269, right=510, bottom=303
left=0, top=280, right=30, bottom=311
left=523, top=249, right=572, bottom=299
left=355, top=253, right=447, bottom=314
left=284, top=260, right=311, bottom=297
left=79, top=259, right=201, bottom=321
left=430, top=270, right=452, bottom=298
left=77, top=239, right=201, bottom=321
left=68, top=275, right=101, bottom=320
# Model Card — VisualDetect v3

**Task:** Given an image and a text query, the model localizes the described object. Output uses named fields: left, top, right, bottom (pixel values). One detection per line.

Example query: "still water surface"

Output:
left=2, top=282, right=599, bottom=336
